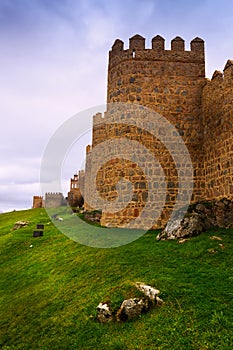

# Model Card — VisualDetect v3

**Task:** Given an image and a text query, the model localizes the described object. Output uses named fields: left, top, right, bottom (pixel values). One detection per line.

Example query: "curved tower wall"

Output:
left=202, top=61, right=233, bottom=200
left=90, top=35, right=206, bottom=228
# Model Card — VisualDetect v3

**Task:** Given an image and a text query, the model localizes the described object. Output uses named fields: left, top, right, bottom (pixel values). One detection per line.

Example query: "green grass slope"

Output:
left=0, top=209, right=233, bottom=350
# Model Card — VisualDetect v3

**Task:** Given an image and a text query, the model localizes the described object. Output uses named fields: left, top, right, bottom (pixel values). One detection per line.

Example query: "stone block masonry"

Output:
left=202, top=60, right=233, bottom=200
left=32, top=196, right=43, bottom=208
left=44, top=192, right=65, bottom=208
left=67, top=174, right=84, bottom=208
left=82, top=34, right=233, bottom=229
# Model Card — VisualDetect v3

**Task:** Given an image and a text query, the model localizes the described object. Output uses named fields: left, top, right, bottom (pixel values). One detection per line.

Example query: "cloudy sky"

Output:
left=0, top=0, right=233, bottom=212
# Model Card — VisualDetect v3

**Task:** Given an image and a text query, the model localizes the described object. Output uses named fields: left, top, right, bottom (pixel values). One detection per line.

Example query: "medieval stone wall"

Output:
left=82, top=34, right=233, bottom=229
left=86, top=108, right=183, bottom=228
left=89, top=35, right=207, bottom=228
left=44, top=192, right=65, bottom=208
left=202, top=60, right=233, bottom=200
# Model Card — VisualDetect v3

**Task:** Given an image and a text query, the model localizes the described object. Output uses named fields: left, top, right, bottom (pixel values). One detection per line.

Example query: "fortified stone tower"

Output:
left=89, top=35, right=206, bottom=228
left=82, top=34, right=233, bottom=229
left=107, top=35, right=206, bottom=182
left=67, top=174, right=84, bottom=208
left=32, top=196, right=43, bottom=209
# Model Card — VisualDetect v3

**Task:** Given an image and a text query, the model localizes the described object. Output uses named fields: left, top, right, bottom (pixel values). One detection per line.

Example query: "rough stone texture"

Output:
left=157, top=199, right=233, bottom=240
left=116, top=298, right=149, bottom=322
left=67, top=174, right=84, bottom=208
left=12, top=221, right=29, bottom=230
left=92, top=35, right=205, bottom=229
left=83, top=210, right=102, bottom=224
left=96, top=303, right=113, bottom=323
left=202, top=62, right=233, bottom=201
left=97, top=283, right=163, bottom=323
left=78, top=34, right=233, bottom=229
left=44, top=192, right=66, bottom=208
left=32, top=196, right=43, bottom=208
left=135, top=282, right=160, bottom=302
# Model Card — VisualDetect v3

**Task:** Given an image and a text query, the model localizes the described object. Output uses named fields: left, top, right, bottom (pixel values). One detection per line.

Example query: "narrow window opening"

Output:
left=132, top=50, right=135, bottom=58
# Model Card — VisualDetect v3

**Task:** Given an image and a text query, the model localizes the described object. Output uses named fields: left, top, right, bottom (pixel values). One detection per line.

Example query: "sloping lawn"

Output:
left=0, top=209, right=233, bottom=349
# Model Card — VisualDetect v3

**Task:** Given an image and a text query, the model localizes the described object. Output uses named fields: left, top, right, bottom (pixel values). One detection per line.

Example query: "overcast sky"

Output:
left=0, top=0, right=233, bottom=212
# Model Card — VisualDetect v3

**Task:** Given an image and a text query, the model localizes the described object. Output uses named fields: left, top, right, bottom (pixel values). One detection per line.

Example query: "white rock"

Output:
left=97, top=303, right=109, bottom=311
left=97, top=302, right=113, bottom=323
left=135, top=282, right=160, bottom=301
left=116, top=298, right=147, bottom=321
left=12, top=220, right=29, bottom=230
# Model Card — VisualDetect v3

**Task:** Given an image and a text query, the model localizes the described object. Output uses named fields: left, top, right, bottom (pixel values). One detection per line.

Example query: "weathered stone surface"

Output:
left=135, top=282, right=160, bottom=302
left=86, top=34, right=208, bottom=229
left=96, top=303, right=113, bottom=323
left=97, top=282, right=163, bottom=323
left=44, top=192, right=65, bottom=208
left=157, top=214, right=206, bottom=240
left=83, top=211, right=102, bottom=224
left=157, top=199, right=233, bottom=240
left=116, top=298, right=148, bottom=322
left=70, top=34, right=233, bottom=231
left=32, top=196, right=43, bottom=208
left=12, top=221, right=29, bottom=230
left=67, top=174, right=84, bottom=208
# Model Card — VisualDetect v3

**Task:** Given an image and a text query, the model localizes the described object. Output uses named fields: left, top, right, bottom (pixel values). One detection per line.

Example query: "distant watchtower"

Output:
left=67, top=174, right=84, bottom=208
left=32, top=196, right=43, bottom=208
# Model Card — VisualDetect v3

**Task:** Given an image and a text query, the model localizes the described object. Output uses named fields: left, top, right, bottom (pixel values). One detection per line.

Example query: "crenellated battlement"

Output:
left=44, top=192, right=65, bottom=208
left=208, top=60, right=233, bottom=83
left=45, top=192, right=63, bottom=196
left=33, top=33, right=233, bottom=230
left=223, top=59, right=233, bottom=80
left=109, top=34, right=205, bottom=70
left=86, top=144, right=92, bottom=154
left=87, top=33, right=233, bottom=229
left=107, top=34, right=206, bottom=109
left=111, top=34, right=204, bottom=52
left=93, top=112, right=104, bottom=125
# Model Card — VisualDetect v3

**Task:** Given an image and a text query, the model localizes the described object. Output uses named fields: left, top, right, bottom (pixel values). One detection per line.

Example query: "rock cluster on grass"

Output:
left=97, top=283, right=164, bottom=323
left=11, top=221, right=29, bottom=230
left=157, top=198, right=233, bottom=240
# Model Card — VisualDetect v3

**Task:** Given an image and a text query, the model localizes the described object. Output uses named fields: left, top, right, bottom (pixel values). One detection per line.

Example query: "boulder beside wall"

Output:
left=157, top=199, right=233, bottom=240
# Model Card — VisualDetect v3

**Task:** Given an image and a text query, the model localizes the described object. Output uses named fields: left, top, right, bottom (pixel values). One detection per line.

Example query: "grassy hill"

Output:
left=0, top=209, right=233, bottom=350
